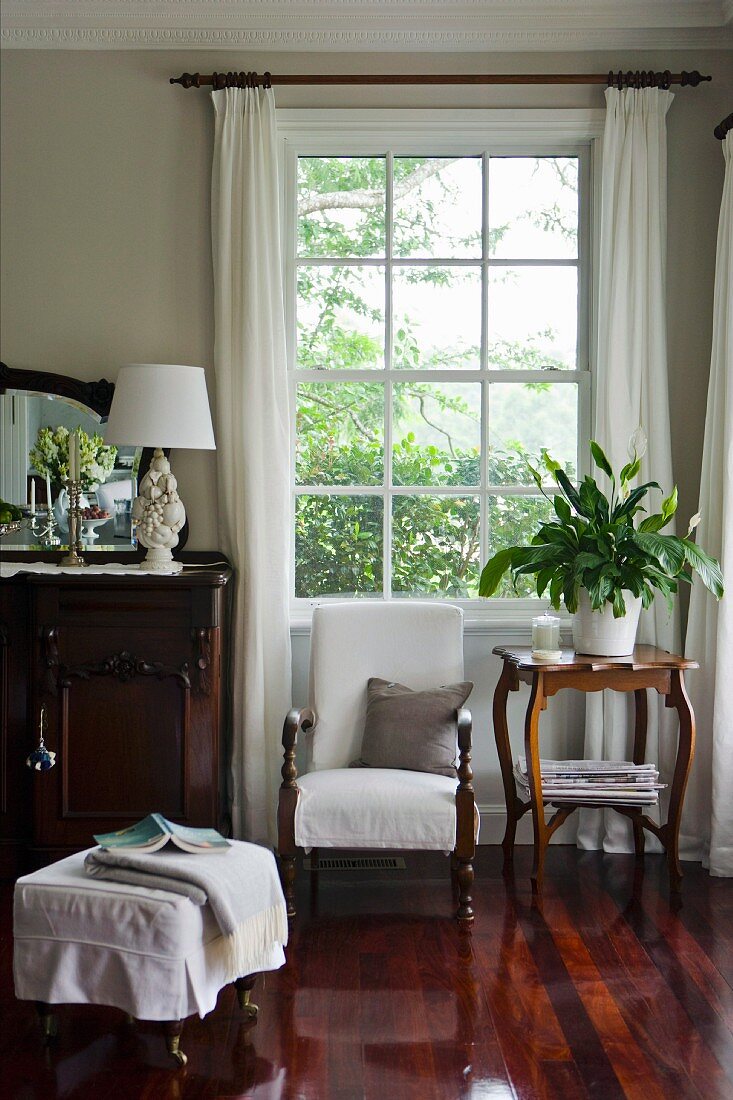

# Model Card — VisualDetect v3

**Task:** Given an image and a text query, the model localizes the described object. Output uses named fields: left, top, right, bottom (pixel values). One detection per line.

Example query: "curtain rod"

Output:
left=714, top=112, right=733, bottom=139
left=170, top=70, right=711, bottom=91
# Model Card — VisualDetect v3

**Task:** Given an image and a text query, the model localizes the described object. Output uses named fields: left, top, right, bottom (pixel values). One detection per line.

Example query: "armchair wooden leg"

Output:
left=456, top=858, right=474, bottom=923
left=279, top=854, right=297, bottom=920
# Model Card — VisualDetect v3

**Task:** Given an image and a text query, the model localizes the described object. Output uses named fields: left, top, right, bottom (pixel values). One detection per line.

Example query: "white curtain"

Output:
left=684, top=132, right=733, bottom=876
left=210, top=87, right=292, bottom=844
left=578, top=87, right=679, bottom=854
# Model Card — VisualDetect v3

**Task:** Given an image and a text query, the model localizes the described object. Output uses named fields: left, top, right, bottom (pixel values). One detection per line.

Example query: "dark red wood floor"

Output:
left=1, top=846, right=732, bottom=1099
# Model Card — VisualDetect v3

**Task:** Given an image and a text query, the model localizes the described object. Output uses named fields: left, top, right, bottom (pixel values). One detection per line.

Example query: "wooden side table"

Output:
left=492, top=645, right=698, bottom=894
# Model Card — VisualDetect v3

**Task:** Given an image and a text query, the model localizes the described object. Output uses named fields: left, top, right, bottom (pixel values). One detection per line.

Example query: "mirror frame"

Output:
left=0, top=362, right=189, bottom=561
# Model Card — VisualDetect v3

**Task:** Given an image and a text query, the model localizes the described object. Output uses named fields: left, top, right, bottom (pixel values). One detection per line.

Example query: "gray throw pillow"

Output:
left=350, top=677, right=473, bottom=778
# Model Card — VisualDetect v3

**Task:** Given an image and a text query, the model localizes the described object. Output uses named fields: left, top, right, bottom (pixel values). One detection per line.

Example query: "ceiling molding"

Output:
left=2, top=1, right=732, bottom=51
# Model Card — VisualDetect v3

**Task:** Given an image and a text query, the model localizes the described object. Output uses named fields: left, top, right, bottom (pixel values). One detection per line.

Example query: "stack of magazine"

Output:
left=514, top=758, right=665, bottom=806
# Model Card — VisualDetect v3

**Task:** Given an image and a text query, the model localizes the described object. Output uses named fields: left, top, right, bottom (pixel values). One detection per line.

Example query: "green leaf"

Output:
left=633, top=531, right=686, bottom=576
left=541, top=450, right=562, bottom=475
left=681, top=540, right=724, bottom=599
left=554, top=469, right=584, bottom=515
left=638, top=513, right=668, bottom=533
left=619, top=457, right=641, bottom=485
left=526, top=461, right=544, bottom=492
left=549, top=574, right=564, bottom=609
left=661, top=485, right=678, bottom=522
left=478, top=548, right=515, bottom=598
left=536, top=566, right=555, bottom=598
left=612, top=589, right=627, bottom=618
left=590, top=440, right=613, bottom=478
left=612, top=482, right=661, bottom=522
left=553, top=495, right=571, bottom=525
left=574, top=551, right=607, bottom=572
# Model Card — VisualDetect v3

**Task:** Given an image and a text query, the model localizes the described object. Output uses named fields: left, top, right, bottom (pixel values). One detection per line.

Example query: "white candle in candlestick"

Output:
left=45, top=473, right=52, bottom=512
left=69, top=432, right=78, bottom=482
left=30, top=480, right=36, bottom=514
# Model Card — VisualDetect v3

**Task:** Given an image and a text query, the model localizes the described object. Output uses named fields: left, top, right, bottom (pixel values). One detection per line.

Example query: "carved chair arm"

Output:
left=455, top=707, right=473, bottom=793
left=281, top=707, right=314, bottom=789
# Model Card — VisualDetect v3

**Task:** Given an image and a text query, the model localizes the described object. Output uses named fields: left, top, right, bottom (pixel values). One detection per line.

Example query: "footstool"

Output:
left=14, top=846, right=287, bottom=1066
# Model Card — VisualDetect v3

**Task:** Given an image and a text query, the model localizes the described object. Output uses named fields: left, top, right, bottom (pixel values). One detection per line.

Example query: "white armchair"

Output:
left=277, top=602, right=477, bottom=923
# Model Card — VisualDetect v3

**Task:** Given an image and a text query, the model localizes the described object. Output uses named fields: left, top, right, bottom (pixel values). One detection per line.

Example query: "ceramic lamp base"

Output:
left=141, top=547, right=183, bottom=574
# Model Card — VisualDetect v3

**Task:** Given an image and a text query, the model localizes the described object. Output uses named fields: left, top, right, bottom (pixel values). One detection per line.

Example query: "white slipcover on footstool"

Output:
left=14, top=847, right=287, bottom=1022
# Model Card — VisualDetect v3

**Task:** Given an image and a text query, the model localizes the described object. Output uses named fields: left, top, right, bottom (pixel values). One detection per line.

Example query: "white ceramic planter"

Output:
left=572, top=589, right=642, bottom=657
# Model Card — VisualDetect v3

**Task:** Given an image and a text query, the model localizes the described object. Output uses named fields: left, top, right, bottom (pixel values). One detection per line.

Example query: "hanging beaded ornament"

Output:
left=26, top=706, right=56, bottom=771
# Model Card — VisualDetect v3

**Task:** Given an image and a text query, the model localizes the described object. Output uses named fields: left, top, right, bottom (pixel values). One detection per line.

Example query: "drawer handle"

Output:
left=26, top=705, right=56, bottom=772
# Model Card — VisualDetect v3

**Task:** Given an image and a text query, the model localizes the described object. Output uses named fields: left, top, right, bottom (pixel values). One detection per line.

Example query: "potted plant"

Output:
left=479, top=438, right=724, bottom=656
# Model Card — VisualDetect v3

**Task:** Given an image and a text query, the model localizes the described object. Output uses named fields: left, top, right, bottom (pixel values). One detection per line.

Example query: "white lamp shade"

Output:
left=105, top=364, right=216, bottom=450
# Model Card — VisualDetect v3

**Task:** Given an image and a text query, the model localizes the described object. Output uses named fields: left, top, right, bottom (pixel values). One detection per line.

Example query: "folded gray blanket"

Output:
left=84, top=840, right=287, bottom=980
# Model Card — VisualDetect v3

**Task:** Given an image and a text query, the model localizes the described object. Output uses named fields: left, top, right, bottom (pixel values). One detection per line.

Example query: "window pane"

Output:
left=488, top=382, right=577, bottom=484
left=489, top=157, right=578, bottom=259
left=393, top=267, right=481, bottom=370
left=297, top=265, right=385, bottom=370
left=487, top=266, right=577, bottom=370
left=393, top=383, right=480, bottom=486
left=393, top=157, right=482, bottom=259
left=295, top=495, right=383, bottom=597
left=488, top=495, right=555, bottom=597
left=392, top=495, right=480, bottom=597
left=297, top=157, right=386, bottom=258
left=296, top=383, right=384, bottom=486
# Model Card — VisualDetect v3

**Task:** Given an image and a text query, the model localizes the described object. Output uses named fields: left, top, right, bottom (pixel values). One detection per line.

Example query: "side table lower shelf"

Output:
left=492, top=645, right=698, bottom=895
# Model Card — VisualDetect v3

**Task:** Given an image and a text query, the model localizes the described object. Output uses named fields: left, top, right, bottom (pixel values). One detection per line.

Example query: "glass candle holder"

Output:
left=531, top=612, right=561, bottom=660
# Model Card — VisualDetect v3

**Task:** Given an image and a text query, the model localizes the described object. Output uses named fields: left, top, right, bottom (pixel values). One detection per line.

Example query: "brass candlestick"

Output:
left=58, top=479, right=86, bottom=567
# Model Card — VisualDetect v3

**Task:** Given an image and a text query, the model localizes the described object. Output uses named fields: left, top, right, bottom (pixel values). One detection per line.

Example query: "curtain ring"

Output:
left=263, top=71, right=272, bottom=89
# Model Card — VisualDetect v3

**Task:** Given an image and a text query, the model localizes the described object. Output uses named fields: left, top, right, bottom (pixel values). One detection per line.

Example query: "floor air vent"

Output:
left=303, top=856, right=406, bottom=871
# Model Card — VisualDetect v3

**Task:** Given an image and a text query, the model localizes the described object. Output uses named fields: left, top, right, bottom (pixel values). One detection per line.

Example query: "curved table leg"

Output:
left=493, top=662, right=520, bottom=862
left=524, top=673, right=548, bottom=894
left=632, top=689, right=648, bottom=856
left=663, top=669, right=696, bottom=892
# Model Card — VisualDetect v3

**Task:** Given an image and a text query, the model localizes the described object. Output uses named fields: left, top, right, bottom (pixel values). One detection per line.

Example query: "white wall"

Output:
left=2, top=47, right=730, bottom=836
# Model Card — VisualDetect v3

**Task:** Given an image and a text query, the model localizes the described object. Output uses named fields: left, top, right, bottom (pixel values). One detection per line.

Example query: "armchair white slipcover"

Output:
left=277, top=602, right=477, bottom=922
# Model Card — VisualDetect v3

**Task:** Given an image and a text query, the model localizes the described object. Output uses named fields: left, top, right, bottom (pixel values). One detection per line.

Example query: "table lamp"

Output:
left=105, top=364, right=216, bottom=573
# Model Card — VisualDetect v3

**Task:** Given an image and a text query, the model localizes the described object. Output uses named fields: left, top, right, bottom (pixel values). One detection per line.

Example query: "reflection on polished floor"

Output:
left=1, top=846, right=732, bottom=1099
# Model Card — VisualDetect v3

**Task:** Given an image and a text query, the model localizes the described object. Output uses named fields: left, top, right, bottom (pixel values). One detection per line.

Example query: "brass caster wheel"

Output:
left=171, top=1049, right=188, bottom=1068
left=236, top=985, right=259, bottom=1018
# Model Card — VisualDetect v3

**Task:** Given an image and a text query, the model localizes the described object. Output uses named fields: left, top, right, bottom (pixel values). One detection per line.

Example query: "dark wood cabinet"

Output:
left=0, top=558, right=231, bottom=874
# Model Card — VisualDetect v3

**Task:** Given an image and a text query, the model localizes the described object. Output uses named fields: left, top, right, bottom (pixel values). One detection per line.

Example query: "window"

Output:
left=284, top=116, right=594, bottom=607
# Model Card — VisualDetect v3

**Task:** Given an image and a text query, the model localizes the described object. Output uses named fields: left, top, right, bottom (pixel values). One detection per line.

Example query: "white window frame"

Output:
left=279, top=109, right=604, bottom=626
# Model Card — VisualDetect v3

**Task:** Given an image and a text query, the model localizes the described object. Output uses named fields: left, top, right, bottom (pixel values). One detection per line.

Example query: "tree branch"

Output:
left=298, top=159, right=459, bottom=216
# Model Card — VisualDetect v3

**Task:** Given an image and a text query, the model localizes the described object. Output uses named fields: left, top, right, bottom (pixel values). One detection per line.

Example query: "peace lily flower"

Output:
left=628, top=426, right=648, bottom=461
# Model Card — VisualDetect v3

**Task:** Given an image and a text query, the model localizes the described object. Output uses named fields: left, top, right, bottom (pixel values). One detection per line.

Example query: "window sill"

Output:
left=290, top=607, right=573, bottom=639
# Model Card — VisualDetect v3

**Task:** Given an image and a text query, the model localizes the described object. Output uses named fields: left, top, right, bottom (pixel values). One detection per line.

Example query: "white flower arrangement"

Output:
left=29, top=426, right=117, bottom=492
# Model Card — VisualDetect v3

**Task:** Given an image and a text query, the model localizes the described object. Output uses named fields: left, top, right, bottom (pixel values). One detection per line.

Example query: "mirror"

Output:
left=0, top=363, right=188, bottom=559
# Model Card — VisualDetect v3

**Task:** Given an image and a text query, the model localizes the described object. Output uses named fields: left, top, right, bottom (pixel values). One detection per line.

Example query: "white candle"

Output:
left=531, top=613, right=561, bottom=660
left=30, top=480, right=36, bottom=514
left=45, top=472, right=52, bottom=512
left=69, top=432, right=79, bottom=482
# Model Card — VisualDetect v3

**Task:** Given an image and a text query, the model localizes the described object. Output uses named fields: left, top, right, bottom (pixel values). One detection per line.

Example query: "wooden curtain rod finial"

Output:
left=714, top=113, right=733, bottom=140
left=681, top=70, right=712, bottom=87
left=169, top=72, right=201, bottom=89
